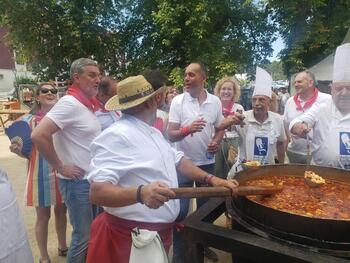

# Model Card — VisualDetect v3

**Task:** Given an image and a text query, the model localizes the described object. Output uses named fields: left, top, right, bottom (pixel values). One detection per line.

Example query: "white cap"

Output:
left=253, top=67, right=272, bottom=98
left=333, top=43, right=350, bottom=83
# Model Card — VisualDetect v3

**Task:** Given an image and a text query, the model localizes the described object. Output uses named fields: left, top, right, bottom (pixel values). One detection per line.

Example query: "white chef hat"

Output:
left=333, top=43, right=350, bottom=83
left=253, top=67, right=272, bottom=98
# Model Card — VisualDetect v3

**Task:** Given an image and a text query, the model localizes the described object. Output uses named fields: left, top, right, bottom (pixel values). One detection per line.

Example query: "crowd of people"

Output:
left=1, top=42, right=350, bottom=263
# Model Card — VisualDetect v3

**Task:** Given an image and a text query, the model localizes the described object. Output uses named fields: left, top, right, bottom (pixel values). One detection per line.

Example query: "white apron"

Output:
left=245, top=122, right=277, bottom=165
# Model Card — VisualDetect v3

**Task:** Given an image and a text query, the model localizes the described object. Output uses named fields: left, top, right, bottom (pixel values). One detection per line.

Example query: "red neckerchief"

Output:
left=293, top=88, right=319, bottom=112
left=66, top=84, right=100, bottom=112
left=222, top=101, right=235, bottom=117
left=34, top=109, right=45, bottom=124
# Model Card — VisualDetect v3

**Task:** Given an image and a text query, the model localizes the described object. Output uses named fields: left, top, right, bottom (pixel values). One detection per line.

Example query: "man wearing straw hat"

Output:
left=290, top=43, right=350, bottom=170
left=86, top=74, right=239, bottom=263
left=230, top=67, right=286, bottom=177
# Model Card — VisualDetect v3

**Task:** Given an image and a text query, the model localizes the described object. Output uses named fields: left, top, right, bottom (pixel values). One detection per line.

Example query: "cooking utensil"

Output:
left=306, top=131, right=311, bottom=171
left=171, top=185, right=283, bottom=199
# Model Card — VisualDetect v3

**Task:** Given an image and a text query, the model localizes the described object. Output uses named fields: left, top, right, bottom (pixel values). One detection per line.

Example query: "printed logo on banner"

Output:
left=340, top=132, right=350, bottom=155
left=254, top=136, right=268, bottom=156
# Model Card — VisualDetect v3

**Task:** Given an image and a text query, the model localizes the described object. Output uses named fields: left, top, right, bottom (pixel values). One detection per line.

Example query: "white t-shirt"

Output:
left=46, top=95, right=101, bottom=179
left=284, top=92, right=331, bottom=155
left=238, top=110, right=286, bottom=164
left=169, top=91, right=224, bottom=165
left=289, top=100, right=350, bottom=169
left=88, top=114, right=182, bottom=223
left=225, top=103, right=245, bottom=138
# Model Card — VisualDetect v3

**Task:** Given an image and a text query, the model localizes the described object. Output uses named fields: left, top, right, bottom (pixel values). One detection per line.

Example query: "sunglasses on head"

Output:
left=40, top=88, right=58, bottom=94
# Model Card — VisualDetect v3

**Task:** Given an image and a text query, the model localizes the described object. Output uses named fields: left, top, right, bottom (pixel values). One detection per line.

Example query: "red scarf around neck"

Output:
left=66, top=84, right=100, bottom=112
left=222, top=101, right=235, bottom=117
left=34, top=109, right=45, bottom=124
left=293, top=88, right=319, bottom=112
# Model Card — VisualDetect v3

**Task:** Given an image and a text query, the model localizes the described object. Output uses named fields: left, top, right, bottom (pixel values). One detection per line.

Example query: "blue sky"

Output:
left=270, top=35, right=285, bottom=60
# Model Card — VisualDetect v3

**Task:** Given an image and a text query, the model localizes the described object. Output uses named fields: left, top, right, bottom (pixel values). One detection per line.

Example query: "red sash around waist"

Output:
left=87, top=212, right=174, bottom=263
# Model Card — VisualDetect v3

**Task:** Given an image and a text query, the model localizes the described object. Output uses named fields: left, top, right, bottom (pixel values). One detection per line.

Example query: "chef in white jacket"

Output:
left=290, top=43, right=350, bottom=170
left=229, top=67, right=286, bottom=177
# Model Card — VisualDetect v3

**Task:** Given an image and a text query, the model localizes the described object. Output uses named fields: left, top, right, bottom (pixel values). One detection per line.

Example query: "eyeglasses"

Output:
left=40, top=88, right=58, bottom=94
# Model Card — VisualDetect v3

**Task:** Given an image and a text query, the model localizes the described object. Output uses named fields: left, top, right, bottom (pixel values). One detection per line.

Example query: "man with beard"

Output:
left=231, top=67, right=286, bottom=173
left=284, top=71, right=330, bottom=164
left=167, top=62, right=243, bottom=262
left=86, top=74, right=238, bottom=263
left=95, top=76, right=120, bottom=130
left=290, top=43, right=350, bottom=170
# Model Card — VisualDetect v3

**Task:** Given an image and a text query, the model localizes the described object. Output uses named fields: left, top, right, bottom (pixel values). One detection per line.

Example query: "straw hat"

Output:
left=105, top=75, right=165, bottom=111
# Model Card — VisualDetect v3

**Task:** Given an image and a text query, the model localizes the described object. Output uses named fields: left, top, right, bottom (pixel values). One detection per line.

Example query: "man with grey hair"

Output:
left=283, top=70, right=330, bottom=164
left=32, top=58, right=101, bottom=262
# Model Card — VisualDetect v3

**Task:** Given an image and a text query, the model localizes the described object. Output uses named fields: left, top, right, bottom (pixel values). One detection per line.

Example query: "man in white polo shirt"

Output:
left=284, top=71, right=330, bottom=164
left=32, top=58, right=101, bottom=262
left=86, top=74, right=238, bottom=263
left=231, top=67, right=286, bottom=175
left=167, top=62, right=243, bottom=262
left=290, top=43, right=350, bottom=169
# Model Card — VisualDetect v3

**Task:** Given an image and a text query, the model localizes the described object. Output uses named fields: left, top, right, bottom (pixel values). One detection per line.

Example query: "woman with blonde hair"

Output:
left=9, top=82, right=68, bottom=263
left=214, top=76, right=244, bottom=179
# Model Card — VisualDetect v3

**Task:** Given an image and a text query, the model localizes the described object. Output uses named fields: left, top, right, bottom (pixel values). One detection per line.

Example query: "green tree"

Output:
left=263, top=60, right=286, bottom=80
left=1, top=0, right=276, bottom=84
left=268, top=0, right=350, bottom=75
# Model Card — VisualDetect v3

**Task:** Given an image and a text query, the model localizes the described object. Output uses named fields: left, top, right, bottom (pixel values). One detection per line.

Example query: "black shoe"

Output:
left=203, top=247, right=218, bottom=262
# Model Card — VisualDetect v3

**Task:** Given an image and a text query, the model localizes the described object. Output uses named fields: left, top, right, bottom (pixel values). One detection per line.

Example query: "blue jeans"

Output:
left=172, top=163, right=215, bottom=263
left=59, top=179, right=97, bottom=263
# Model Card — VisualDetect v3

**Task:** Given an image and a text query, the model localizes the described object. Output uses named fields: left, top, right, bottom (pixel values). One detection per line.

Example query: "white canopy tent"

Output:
left=309, top=28, right=350, bottom=81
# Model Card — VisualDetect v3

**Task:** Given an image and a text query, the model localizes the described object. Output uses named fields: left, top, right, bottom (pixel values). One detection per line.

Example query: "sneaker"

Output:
left=203, top=247, right=218, bottom=262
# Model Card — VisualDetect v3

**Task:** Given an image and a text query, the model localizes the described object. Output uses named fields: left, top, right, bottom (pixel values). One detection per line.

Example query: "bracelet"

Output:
left=136, top=185, right=144, bottom=204
left=204, top=174, right=215, bottom=185
left=181, top=126, right=191, bottom=137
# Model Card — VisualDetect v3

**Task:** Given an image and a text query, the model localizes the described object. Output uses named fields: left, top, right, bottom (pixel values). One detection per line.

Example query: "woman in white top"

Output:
left=214, top=76, right=244, bottom=178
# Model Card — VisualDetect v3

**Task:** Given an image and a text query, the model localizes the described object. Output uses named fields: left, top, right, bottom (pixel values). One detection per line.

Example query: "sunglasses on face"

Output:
left=40, top=88, right=58, bottom=94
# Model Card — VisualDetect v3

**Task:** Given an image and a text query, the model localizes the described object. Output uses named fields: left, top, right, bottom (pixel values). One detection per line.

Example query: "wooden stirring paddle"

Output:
left=170, top=185, right=283, bottom=199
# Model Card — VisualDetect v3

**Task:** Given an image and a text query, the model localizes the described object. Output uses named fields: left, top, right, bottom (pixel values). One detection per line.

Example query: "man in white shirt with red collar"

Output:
left=32, top=58, right=102, bottom=262
left=284, top=71, right=330, bottom=164
left=95, top=76, right=121, bottom=130
left=167, top=62, right=244, bottom=262
left=86, top=74, right=238, bottom=263
left=290, top=43, right=350, bottom=170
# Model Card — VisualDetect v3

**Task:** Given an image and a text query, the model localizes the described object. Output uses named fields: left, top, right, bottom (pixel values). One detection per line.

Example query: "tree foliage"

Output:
left=268, top=0, right=350, bottom=76
left=0, top=0, right=276, bottom=84
left=263, top=60, right=286, bottom=80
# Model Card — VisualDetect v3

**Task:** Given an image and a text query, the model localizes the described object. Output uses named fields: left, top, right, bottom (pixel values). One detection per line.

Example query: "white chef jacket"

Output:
left=237, top=110, right=286, bottom=164
left=168, top=91, right=224, bottom=165
left=284, top=92, right=331, bottom=155
left=289, top=100, right=350, bottom=169
left=88, top=114, right=182, bottom=223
